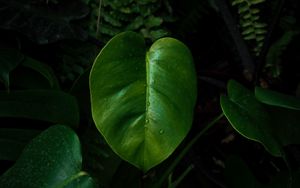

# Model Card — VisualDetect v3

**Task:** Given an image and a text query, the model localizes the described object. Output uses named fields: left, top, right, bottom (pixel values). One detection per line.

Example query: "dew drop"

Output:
left=159, top=129, right=164, bottom=134
left=145, top=119, right=149, bottom=123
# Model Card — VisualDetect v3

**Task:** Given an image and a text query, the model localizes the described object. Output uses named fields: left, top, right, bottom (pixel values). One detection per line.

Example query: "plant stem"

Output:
left=96, top=0, right=102, bottom=38
left=214, top=0, right=255, bottom=81
left=154, top=113, right=224, bottom=188
left=169, top=164, right=194, bottom=188
left=254, top=0, right=286, bottom=84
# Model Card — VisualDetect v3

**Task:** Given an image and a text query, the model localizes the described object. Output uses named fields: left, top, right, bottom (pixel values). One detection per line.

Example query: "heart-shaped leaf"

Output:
left=0, top=125, right=94, bottom=188
left=90, top=31, right=197, bottom=171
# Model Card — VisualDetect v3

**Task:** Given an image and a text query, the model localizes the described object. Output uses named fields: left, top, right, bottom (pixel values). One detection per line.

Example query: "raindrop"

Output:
left=145, top=119, right=149, bottom=123
left=159, top=129, right=164, bottom=134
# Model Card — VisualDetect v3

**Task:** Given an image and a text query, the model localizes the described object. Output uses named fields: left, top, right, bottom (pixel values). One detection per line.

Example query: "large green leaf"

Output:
left=220, top=80, right=300, bottom=157
left=90, top=31, right=197, bottom=171
left=0, top=125, right=94, bottom=188
left=0, top=90, right=79, bottom=127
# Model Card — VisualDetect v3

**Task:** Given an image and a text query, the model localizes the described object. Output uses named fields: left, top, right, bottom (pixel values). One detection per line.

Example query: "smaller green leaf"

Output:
left=254, top=22, right=267, bottom=28
left=103, top=13, right=122, bottom=27
left=238, top=4, right=250, bottom=14
left=252, top=15, right=260, bottom=21
left=232, top=0, right=244, bottom=6
left=0, top=125, right=94, bottom=188
left=145, top=16, right=163, bottom=29
left=125, top=16, right=144, bottom=30
left=241, top=20, right=252, bottom=27
left=250, top=0, right=265, bottom=5
left=256, top=35, right=265, bottom=42
left=250, top=8, right=260, bottom=14
left=221, top=80, right=300, bottom=158
left=255, top=87, right=300, bottom=110
left=242, top=27, right=255, bottom=35
left=220, top=80, right=281, bottom=156
left=244, top=33, right=256, bottom=40
left=255, top=28, right=267, bottom=34
left=243, top=13, right=252, bottom=19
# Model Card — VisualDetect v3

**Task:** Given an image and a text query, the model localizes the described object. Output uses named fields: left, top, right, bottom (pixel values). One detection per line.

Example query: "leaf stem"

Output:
left=154, top=113, right=224, bottom=188
left=96, top=0, right=102, bottom=38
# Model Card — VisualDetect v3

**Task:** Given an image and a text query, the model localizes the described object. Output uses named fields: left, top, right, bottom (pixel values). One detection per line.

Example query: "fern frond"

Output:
left=84, top=0, right=172, bottom=42
left=231, top=0, right=267, bottom=56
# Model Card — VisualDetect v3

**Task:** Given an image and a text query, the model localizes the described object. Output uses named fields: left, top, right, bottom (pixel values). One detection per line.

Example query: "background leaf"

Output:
left=0, top=48, right=24, bottom=88
left=220, top=80, right=281, bottom=156
left=0, top=0, right=89, bottom=44
left=90, top=31, right=197, bottom=171
left=0, top=125, right=94, bottom=188
left=224, top=155, right=263, bottom=188
left=21, top=57, right=60, bottom=89
left=0, top=90, right=79, bottom=127
left=255, top=87, right=300, bottom=110
left=221, top=80, right=300, bottom=157
left=0, top=128, right=40, bottom=160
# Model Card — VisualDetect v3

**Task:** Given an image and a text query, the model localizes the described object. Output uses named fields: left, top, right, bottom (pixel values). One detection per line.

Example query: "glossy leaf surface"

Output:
left=0, top=125, right=94, bottom=188
left=90, top=32, right=197, bottom=171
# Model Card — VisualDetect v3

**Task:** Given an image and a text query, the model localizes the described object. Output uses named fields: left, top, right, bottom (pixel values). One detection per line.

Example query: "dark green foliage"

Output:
left=265, top=30, right=299, bottom=78
left=0, top=49, right=24, bottom=89
left=0, top=0, right=300, bottom=187
left=0, top=90, right=79, bottom=127
left=0, top=129, right=41, bottom=161
left=264, top=16, right=300, bottom=78
left=170, top=0, right=213, bottom=37
left=83, top=0, right=173, bottom=42
left=231, top=0, right=267, bottom=55
left=0, top=125, right=94, bottom=188
left=0, top=0, right=89, bottom=44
